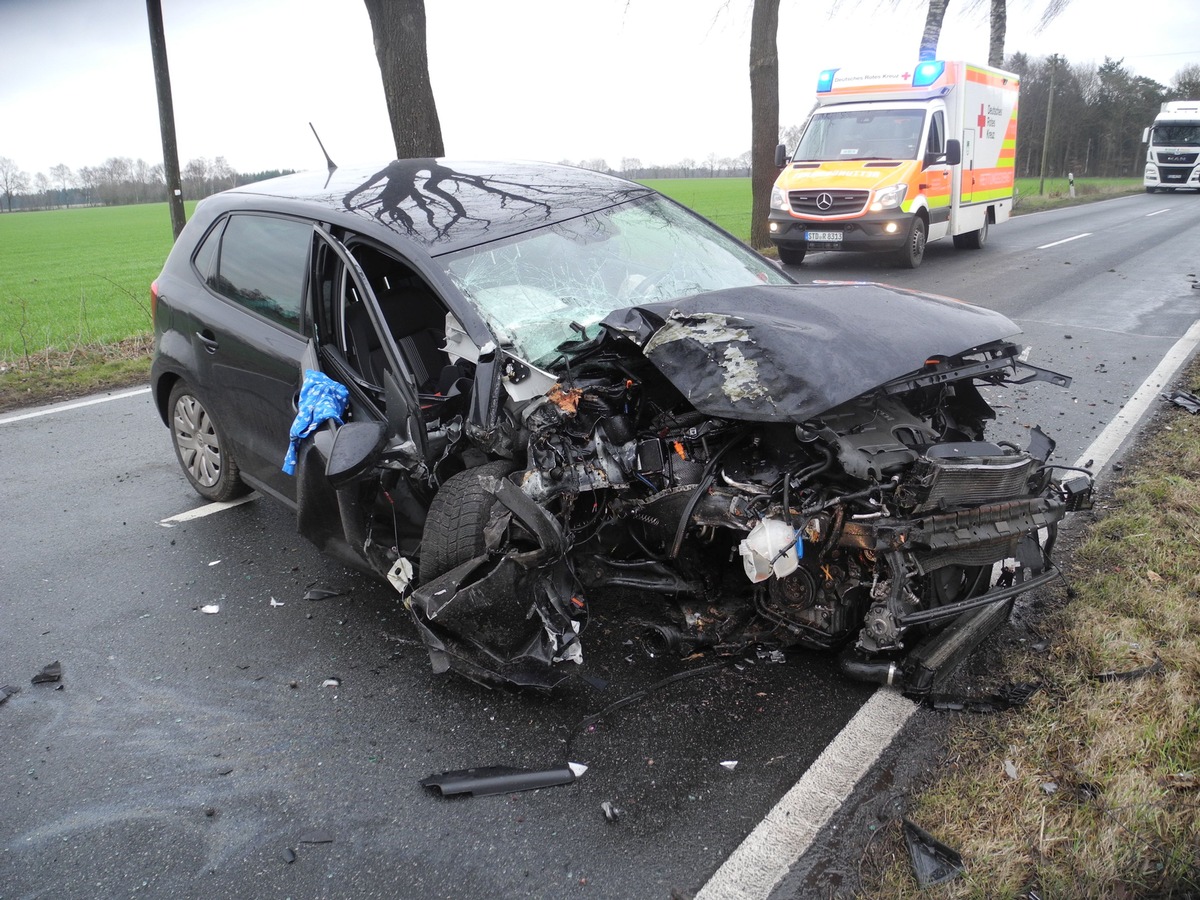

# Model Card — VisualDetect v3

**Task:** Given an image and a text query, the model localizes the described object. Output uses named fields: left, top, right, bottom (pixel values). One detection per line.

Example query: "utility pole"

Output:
left=146, top=0, right=186, bottom=240
left=1038, top=56, right=1058, bottom=196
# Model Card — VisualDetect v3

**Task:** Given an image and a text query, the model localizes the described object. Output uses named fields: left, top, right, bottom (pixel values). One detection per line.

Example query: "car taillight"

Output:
left=150, top=280, right=159, bottom=320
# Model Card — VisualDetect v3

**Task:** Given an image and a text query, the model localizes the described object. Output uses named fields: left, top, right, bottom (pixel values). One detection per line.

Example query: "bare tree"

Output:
left=749, top=0, right=780, bottom=249
left=211, top=156, right=236, bottom=191
left=363, top=0, right=444, bottom=159
left=49, top=164, right=72, bottom=207
left=0, top=157, right=30, bottom=211
left=918, top=0, right=950, bottom=60
left=1172, top=63, right=1200, bottom=99
left=987, top=0, right=1006, bottom=66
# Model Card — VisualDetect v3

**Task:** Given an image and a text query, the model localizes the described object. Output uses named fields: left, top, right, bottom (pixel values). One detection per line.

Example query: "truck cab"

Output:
left=1142, top=101, right=1200, bottom=193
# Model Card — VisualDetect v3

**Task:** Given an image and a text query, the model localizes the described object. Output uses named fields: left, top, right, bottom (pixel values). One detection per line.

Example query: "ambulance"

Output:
left=768, top=60, right=1020, bottom=268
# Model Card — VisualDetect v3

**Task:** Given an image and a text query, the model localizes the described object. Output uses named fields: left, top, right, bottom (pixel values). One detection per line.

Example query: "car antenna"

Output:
left=309, top=122, right=338, bottom=187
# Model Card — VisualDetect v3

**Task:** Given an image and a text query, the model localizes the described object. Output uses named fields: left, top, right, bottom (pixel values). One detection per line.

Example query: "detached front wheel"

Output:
left=168, top=380, right=246, bottom=502
left=419, top=461, right=517, bottom=583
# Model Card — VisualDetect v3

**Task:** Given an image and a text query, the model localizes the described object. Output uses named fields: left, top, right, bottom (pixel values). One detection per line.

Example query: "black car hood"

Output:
left=599, top=282, right=1021, bottom=423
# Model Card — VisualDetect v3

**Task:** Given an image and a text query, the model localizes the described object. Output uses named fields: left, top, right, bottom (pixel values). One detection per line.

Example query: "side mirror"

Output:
left=325, top=421, right=386, bottom=488
left=774, top=144, right=788, bottom=168
left=944, top=138, right=962, bottom=166
left=925, top=139, right=961, bottom=169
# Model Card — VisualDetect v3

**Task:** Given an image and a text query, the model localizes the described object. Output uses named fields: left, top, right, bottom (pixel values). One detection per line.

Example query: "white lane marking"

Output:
left=1037, top=232, right=1092, bottom=249
left=697, top=317, right=1200, bottom=900
left=696, top=690, right=916, bottom=900
left=1073, top=318, right=1200, bottom=470
left=1145, top=208, right=1172, bottom=217
left=159, top=494, right=258, bottom=527
left=0, top=386, right=151, bottom=426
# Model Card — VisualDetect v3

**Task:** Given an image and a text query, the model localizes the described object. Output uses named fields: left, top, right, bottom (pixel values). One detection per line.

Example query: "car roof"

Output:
left=208, top=159, right=656, bottom=256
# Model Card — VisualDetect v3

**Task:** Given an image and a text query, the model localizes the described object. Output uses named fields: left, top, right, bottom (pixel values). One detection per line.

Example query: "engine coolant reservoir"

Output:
left=739, top=518, right=800, bottom=583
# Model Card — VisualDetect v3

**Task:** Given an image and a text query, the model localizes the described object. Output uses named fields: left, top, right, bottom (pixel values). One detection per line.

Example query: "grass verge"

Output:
left=858, top=359, right=1200, bottom=898
left=0, top=336, right=151, bottom=414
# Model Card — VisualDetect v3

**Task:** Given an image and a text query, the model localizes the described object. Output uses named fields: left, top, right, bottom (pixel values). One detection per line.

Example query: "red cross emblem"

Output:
left=978, top=104, right=987, bottom=137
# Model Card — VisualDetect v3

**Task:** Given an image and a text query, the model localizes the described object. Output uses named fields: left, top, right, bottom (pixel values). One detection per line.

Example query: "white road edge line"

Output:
left=695, top=689, right=915, bottom=900
left=0, top=386, right=151, bottom=426
left=159, top=494, right=258, bottom=527
left=1037, top=232, right=1092, bottom=249
left=697, top=317, right=1200, bottom=900
left=1145, top=208, right=1172, bottom=217
left=1073, top=318, right=1200, bottom=470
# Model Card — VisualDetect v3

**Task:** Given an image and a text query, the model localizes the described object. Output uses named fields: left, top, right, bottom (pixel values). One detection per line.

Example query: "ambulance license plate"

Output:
left=806, top=230, right=842, bottom=242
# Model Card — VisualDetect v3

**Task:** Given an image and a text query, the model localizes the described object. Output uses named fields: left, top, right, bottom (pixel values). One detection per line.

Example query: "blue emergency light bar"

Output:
left=912, top=61, right=946, bottom=87
left=816, top=69, right=838, bottom=92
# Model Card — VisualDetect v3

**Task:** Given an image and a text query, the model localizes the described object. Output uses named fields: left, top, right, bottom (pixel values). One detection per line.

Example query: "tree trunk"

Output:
left=918, top=0, right=950, bottom=61
left=145, top=0, right=186, bottom=239
left=364, top=0, right=444, bottom=159
left=988, top=0, right=1006, bottom=67
left=749, top=0, right=781, bottom=250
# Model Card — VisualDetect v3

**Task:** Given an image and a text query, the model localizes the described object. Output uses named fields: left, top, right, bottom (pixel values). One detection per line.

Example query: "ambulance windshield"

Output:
left=794, top=109, right=926, bottom=162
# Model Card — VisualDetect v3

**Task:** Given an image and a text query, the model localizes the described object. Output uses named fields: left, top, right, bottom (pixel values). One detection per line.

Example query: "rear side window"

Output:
left=207, top=214, right=311, bottom=330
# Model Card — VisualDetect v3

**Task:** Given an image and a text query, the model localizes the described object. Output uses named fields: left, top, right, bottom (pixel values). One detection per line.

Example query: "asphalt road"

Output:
left=3, top=190, right=1199, bottom=899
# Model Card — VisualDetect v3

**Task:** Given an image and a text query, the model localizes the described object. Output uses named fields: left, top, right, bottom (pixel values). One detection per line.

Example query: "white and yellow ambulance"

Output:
left=768, top=60, right=1019, bottom=269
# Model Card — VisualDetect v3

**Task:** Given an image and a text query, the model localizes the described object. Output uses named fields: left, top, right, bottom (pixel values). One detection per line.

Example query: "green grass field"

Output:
left=0, top=202, right=193, bottom=360
left=641, top=177, right=753, bottom=241
left=0, top=177, right=1143, bottom=360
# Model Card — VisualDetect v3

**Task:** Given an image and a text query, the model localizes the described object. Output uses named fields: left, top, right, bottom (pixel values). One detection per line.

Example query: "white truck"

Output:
left=1142, top=101, right=1200, bottom=193
left=768, top=60, right=1020, bottom=268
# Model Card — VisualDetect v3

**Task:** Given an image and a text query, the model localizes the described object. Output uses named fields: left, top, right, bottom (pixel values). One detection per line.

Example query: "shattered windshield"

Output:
left=435, top=195, right=791, bottom=366
left=794, top=108, right=927, bottom=161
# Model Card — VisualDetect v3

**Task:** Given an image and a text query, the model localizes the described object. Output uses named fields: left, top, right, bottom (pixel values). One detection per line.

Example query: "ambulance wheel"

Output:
left=777, top=245, right=806, bottom=266
left=953, top=220, right=988, bottom=250
left=897, top=216, right=927, bottom=269
left=1145, top=186, right=1158, bottom=194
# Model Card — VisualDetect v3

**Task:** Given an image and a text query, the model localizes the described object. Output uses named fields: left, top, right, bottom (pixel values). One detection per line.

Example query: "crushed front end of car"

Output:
left=404, top=282, right=1092, bottom=692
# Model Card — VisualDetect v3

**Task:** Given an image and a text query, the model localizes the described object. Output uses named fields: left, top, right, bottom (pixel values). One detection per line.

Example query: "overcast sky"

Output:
left=2, top=0, right=1198, bottom=179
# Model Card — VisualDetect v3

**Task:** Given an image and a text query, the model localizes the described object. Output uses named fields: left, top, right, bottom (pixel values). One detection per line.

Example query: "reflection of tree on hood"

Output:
left=343, top=160, right=554, bottom=238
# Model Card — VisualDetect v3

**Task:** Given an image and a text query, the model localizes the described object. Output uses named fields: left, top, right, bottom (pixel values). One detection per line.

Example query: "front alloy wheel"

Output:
left=169, top=381, right=246, bottom=502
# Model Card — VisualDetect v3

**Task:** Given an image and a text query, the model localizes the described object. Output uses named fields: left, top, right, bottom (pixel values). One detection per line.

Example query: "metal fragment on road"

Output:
left=31, top=661, right=62, bottom=684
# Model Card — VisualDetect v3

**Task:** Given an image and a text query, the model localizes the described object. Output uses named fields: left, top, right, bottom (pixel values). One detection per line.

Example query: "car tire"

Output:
left=777, top=245, right=807, bottom=266
left=168, top=380, right=247, bottom=502
left=896, top=215, right=927, bottom=269
left=1145, top=186, right=1157, bottom=194
left=952, top=220, right=988, bottom=250
left=419, top=460, right=518, bottom=583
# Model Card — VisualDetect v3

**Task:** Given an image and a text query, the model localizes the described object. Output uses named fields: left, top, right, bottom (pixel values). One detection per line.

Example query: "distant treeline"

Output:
left=3, top=54, right=1198, bottom=212
left=0, top=155, right=295, bottom=212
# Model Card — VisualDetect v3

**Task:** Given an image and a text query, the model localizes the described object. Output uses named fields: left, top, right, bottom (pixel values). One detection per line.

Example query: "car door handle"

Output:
left=196, top=331, right=219, bottom=353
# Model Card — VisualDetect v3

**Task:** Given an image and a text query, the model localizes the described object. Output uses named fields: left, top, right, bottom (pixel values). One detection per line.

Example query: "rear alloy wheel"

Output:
left=168, top=381, right=246, bottom=502
left=952, top=219, right=988, bottom=250
left=897, top=216, right=927, bottom=269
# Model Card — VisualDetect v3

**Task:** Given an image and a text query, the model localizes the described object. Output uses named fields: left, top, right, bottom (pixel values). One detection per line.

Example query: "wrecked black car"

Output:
left=151, top=159, right=1091, bottom=692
